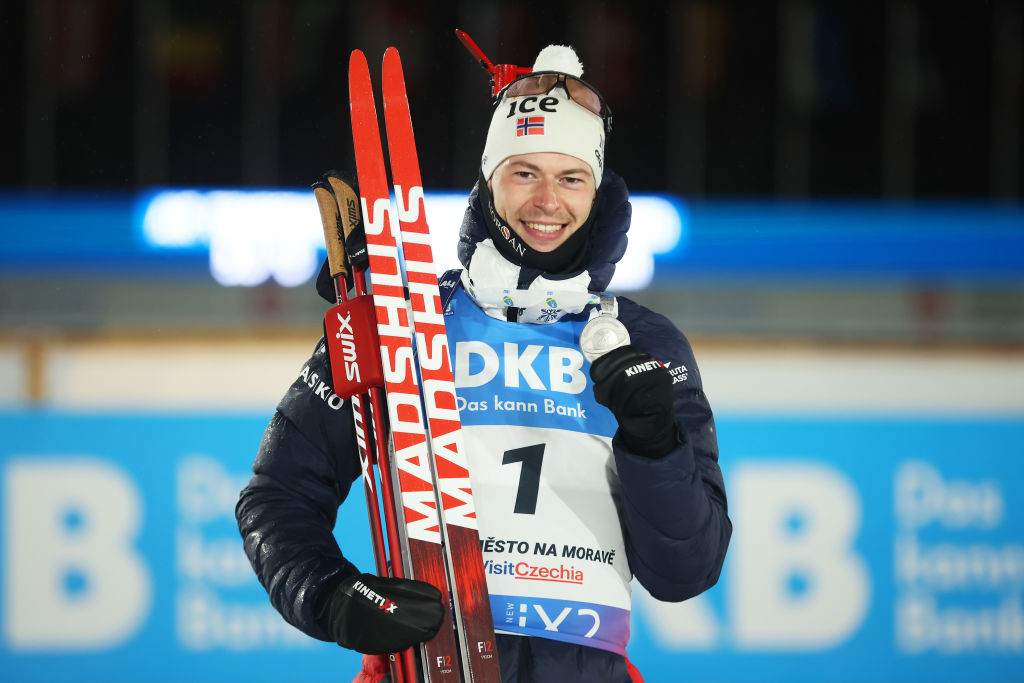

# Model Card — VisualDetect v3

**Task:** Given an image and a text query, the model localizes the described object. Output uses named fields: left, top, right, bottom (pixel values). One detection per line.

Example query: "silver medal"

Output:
left=579, top=316, right=631, bottom=362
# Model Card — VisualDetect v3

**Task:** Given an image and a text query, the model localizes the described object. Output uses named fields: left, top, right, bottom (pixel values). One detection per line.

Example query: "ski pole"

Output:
left=314, top=176, right=414, bottom=683
left=323, top=173, right=421, bottom=683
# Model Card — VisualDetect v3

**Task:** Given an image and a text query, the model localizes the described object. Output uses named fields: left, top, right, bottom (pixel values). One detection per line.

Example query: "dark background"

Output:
left=4, top=0, right=1022, bottom=198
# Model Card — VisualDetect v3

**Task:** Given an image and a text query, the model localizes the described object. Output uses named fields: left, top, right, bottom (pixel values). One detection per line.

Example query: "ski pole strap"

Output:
left=438, top=268, right=463, bottom=312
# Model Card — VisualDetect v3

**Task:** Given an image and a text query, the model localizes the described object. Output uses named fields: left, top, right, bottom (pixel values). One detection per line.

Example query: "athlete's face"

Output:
left=489, top=152, right=597, bottom=253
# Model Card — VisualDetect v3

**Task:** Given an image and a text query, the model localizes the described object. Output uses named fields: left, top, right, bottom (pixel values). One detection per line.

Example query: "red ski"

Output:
left=381, top=46, right=501, bottom=683
left=349, top=49, right=463, bottom=683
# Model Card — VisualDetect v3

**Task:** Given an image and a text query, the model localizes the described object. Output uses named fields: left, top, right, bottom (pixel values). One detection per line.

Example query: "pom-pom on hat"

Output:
left=533, top=44, right=584, bottom=76
left=480, top=45, right=606, bottom=186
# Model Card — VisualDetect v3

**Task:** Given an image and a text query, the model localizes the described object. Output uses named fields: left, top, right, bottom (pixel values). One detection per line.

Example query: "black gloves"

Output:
left=590, top=345, right=682, bottom=458
left=316, top=572, right=444, bottom=654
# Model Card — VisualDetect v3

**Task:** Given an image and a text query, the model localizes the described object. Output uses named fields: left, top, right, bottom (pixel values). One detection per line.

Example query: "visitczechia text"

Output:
left=485, top=560, right=585, bottom=585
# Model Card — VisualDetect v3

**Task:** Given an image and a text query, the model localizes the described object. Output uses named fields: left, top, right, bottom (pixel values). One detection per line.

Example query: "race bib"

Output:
left=446, top=288, right=633, bottom=655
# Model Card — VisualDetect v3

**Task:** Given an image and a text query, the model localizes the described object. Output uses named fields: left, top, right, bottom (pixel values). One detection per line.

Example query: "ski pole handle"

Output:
left=312, top=180, right=349, bottom=285
left=326, top=172, right=370, bottom=274
left=326, top=174, right=362, bottom=241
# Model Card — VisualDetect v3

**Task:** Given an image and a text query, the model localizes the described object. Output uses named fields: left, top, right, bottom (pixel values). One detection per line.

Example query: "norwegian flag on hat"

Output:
left=516, top=116, right=545, bottom=136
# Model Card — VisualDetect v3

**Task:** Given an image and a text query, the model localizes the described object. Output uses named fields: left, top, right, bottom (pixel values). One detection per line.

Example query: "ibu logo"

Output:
left=517, top=602, right=600, bottom=637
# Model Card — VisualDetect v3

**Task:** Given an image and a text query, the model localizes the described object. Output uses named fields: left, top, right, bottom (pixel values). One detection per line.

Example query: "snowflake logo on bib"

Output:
left=539, top=308, right=559, bottom=323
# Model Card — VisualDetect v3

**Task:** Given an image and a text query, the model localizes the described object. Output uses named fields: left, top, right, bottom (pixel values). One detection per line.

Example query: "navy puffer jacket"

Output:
left=236, top=170, right=730, bottom=682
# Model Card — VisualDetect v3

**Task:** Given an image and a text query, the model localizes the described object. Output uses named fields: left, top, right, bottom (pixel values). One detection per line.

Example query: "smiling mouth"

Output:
left=522, top=220, right=566, bottom=234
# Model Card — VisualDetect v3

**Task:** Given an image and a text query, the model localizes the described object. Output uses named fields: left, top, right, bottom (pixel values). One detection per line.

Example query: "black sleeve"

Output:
left=235, top=338, right=364, bottom=640
left=612, top=299, right=732, bottom=602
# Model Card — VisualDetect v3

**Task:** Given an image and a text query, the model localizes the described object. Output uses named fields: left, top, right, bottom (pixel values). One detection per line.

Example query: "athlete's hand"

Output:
left=317, top=572, right=444, bottom=654
left=590, top=345, right=682, bottom=458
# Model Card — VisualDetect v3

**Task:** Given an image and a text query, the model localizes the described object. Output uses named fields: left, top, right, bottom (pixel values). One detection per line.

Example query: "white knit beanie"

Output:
left=480, top=45, right=605, bottom=186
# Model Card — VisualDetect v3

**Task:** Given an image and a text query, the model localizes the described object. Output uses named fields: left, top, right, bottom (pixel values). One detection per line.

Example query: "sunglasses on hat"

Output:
left=498, top=71, right=613, bottom=133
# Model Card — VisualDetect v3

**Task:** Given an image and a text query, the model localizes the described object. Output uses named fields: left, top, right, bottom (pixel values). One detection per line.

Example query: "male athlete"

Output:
left=237, top=43, right=731, bottom=683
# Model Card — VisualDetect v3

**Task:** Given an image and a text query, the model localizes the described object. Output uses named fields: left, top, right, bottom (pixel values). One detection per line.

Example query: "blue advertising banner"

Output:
left=628, top=417, right=1024, bottom=682
left=3, top=193, right=1023, bottom=284
left=0, top=412, right=370, bottom=682
left=1, top=412, right=1022, bottom=682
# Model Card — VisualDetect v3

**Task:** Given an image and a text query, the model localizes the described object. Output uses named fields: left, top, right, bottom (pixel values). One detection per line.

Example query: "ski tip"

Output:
left=349, top=49, right=372, bottom=103
left=350, top=49, right=368, bottom=70
left=383, top=46, right=405, bottom=83
left=383, top=46, right=402, bottom=69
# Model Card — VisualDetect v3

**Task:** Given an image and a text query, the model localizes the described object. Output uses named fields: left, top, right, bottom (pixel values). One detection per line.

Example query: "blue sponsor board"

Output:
left=628, top=417, right=1024, bottom=682
left=0, top=412, right=369, bottom=682
left=1, top=412, right=1022, bottom=682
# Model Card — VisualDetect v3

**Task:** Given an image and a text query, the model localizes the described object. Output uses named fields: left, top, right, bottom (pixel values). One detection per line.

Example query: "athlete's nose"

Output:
left=533, top=178, right=559, bottom=213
